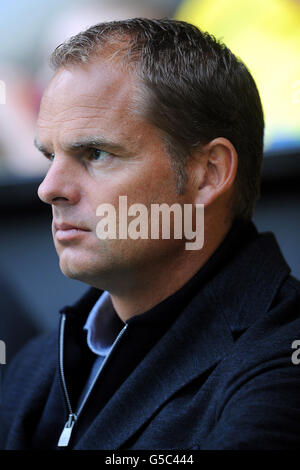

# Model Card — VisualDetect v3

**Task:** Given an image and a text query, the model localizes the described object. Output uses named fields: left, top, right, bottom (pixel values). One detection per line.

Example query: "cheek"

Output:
left=86, top=160, right=178, bottom=219
left=129, top=169, right=178, bottom=205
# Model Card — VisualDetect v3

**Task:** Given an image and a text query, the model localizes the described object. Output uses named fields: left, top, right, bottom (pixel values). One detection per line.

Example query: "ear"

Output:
left=193, top=137, right=238, bottom=207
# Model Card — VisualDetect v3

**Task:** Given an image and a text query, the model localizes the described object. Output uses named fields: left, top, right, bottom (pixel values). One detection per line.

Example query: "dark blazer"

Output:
left=1, top=221, right=300, bottom=450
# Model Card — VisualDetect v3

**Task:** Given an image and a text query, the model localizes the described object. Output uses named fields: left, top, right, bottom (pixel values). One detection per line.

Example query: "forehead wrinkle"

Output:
left=38, top=115, right=114, bottom=125
left=40, top=98, right=121, bottom=112
left=38, top=102, right=131, bottom=129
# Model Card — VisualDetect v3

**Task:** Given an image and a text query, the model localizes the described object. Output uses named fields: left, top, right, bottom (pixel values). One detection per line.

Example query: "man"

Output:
left=1, top=18, right=300, bottom=450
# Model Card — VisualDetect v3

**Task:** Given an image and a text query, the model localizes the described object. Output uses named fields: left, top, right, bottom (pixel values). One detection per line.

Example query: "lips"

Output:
left=54, top=222, right=90, bottom=231
left=54, top=221, right=91, bottom=241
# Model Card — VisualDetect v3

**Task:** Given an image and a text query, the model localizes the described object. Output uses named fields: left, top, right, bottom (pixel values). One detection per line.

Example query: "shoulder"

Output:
left=202, top=273, right=300, bottom=449
left=220, top=272, right=300, bottom=383
left=1, top=329, right=58, bottom=399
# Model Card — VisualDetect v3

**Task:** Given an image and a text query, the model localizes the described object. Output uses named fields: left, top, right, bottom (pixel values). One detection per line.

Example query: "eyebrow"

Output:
left=34, top=136, right=130, bottom=156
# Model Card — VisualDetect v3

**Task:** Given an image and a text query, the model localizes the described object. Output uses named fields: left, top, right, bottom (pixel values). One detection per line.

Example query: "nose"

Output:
left=38, top=156, right=81, bottom=206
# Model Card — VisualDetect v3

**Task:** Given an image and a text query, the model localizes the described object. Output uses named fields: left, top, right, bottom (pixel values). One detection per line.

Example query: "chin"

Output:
left=59, top=260, right=83, bottom=281
left=59, top=249, right=90, bottom=278
left=60, top=262, right=100, bottom=286
left=58, top=250, right=112, bottom=287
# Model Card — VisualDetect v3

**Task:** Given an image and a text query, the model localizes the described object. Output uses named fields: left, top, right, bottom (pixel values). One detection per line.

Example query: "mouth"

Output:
left=54, top=222, right=91, bottom=242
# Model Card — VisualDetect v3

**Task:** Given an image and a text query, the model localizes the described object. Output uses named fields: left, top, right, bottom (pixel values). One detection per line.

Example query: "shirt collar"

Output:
left=83, top=291, right=124, bottom=356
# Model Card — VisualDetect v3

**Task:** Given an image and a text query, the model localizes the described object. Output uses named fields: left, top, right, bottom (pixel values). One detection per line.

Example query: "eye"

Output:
left=89, top=148, right=112, bottom=161
left=44, top=152, right=54, bottom=162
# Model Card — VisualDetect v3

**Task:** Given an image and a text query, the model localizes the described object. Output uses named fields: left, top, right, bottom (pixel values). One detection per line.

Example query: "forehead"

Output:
left=36, top=60, right=140, bottom=144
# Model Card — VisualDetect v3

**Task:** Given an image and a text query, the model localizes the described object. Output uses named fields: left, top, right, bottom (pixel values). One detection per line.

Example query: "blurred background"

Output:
left=0, top=0, right=299, bottom=364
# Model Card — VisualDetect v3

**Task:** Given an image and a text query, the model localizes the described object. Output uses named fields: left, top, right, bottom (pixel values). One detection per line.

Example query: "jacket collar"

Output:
left=212, top=230, right=291, bottom=337
left=75, top=278, right=235, bottom=449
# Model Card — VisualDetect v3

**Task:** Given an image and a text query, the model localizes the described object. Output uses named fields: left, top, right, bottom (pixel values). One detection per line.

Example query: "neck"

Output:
left=109, top=218, right=232, bottom=322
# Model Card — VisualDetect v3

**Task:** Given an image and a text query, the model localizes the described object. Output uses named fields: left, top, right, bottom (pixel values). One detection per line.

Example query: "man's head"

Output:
left=36, top=18, right=264, bottom=294
left=49, top=18, right=265, bottom=220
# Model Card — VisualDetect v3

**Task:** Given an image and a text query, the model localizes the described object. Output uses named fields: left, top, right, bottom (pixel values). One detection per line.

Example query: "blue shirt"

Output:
left=84, top=291, right=124, bottom=356
left=78, top=291, right=124, bottom=409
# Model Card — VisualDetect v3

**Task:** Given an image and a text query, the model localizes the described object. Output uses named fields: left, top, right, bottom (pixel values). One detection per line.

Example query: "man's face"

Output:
left=36, top=59, right=195, bottom=290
